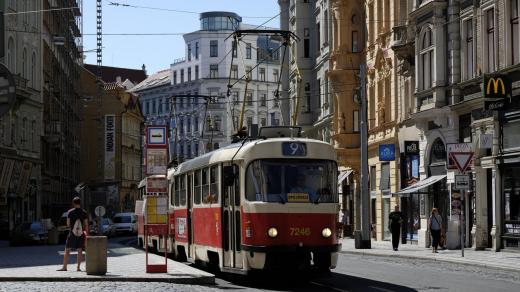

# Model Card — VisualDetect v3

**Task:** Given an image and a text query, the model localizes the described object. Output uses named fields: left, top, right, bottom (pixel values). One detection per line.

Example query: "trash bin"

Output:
left=47, top=228, right=59, bottom=245
left=86, top=236, right=107, bottom=275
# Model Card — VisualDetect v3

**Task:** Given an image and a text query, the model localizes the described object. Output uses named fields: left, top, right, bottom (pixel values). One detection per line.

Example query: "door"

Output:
left=223, top=164, right=243, bottom=269
left=187, top=173, right=194, bottom=259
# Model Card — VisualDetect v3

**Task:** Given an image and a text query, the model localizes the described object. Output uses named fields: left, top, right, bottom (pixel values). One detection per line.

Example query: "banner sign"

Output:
left=104, top=115, right=116, bottom=180
left=379, top=144, right=395, bottom=161
left=404, top=141, right=419, bottom=156
left=0, top=158, right=15, bottom=205
left=483, top=74, right=511, bottom=111
left=17, top=161, right=32, bottom=195
left=146, top=148, right=168, bottom=175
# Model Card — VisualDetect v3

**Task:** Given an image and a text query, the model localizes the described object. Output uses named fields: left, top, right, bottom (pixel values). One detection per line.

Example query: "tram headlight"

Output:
left=322, top=228, right=332, bottom=238
left=267, top=227, right=278, bottom=238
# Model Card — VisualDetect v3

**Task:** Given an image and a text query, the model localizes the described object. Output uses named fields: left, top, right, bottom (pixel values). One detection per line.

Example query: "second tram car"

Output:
left=140, top=127, right=341, bottom=273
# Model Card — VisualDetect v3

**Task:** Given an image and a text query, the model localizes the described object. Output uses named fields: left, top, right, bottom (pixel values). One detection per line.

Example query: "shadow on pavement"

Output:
left=212, top=270, right=418, bottom=292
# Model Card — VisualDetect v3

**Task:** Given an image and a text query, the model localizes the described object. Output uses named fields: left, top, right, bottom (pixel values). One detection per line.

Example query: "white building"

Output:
left=169, top=11, right=283, bottom=162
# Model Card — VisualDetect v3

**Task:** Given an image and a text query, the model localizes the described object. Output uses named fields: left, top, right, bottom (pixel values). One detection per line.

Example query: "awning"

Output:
left=338, top=170, right=353, bottom=186
left=394, top=174, right=447, bottom=196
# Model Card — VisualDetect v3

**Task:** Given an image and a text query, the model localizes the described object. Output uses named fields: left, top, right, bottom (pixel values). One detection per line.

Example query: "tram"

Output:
left=140, top=127, right=341, bottom=273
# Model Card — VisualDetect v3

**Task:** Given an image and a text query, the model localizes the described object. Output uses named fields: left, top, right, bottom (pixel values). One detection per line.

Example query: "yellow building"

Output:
left=329, top=0, right=364, bottom=234
left=79, top=67, right=144, bottom=215
left=365, top=0, right=400, bottom=241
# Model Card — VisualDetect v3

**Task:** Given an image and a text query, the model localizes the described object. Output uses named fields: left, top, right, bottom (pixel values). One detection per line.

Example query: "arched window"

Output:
left=31, top=120, right=36, bottom=151
left=22, top=48, right=27, bottom=78
left=31, top=52, right=37, bottom=88
left=7, top=37, right=15, bottom=72
left=420, top=27, right=434, bottom=90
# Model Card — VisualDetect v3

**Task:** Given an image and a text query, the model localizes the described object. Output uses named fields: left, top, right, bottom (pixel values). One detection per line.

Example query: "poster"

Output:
left=146, top=148, right=168, bottom=175
left=451, top=191, right=462, bottom=220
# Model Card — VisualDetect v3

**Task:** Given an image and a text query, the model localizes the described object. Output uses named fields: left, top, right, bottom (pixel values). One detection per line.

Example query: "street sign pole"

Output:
left=461, top=189, right=464, bottom=257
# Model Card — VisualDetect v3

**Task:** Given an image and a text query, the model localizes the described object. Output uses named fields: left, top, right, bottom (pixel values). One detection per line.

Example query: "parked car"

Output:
left=112, top=213, right=137, bottom=234
left=99, top=218, right=116, bottom=237
left=12, top=222, right=48, bottom=245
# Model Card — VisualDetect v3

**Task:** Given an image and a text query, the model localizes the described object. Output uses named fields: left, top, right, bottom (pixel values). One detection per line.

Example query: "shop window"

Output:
left=380, top=163, right=390, bottom=192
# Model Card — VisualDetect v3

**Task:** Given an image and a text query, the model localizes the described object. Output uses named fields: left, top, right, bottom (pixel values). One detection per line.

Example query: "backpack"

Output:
left=72, top=218, right=83, bottom=237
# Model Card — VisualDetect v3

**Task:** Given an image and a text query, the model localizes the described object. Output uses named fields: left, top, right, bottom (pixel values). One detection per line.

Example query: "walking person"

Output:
left=428, top=208, right=442, bottom=253
left=388, top=205, right=404, bottom=251
left=57, top=196, right=88, bottom=271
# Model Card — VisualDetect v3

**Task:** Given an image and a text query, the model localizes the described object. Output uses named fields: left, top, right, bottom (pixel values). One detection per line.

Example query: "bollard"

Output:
left=86, top=236, right=107, bottom=275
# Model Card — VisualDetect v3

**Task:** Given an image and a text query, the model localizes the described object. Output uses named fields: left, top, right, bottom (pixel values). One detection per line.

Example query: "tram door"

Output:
left=187, top=173, right=194, bottom=259
left=223, top=164, right=243, bottom=269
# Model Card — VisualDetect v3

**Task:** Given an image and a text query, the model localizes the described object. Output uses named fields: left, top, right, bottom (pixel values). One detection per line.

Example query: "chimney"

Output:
left=116, top=76, right=122, bottom=83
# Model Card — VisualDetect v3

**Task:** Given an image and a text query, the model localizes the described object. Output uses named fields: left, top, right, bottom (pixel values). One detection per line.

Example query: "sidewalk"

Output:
left=340, top=238, right=520, bottom=273
left=0, top=240, right=214, bottom=284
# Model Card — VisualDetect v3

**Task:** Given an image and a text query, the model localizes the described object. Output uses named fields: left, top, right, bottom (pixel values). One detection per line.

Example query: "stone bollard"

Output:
left=86, top=236, right=107, bottom=275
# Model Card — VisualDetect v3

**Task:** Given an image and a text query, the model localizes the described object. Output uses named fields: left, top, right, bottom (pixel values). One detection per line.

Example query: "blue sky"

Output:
left=83, top=0, right=280, bottom=74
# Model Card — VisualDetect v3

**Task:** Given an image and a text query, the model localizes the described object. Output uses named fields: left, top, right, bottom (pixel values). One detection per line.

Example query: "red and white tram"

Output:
left=140, top=127, right=341, bottom=273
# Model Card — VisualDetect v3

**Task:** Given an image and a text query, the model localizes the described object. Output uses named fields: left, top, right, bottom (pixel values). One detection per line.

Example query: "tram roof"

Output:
left=174, top=137, right=334, bottom=175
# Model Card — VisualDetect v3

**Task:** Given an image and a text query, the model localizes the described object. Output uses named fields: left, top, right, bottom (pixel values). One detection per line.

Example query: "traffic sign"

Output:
left=447, top=143, right=473, bottom=170
left=146, top=125, right=168, bottom=148
left=95, top=205, right=106, bottom=217
left=450, top=152, right=474, bottom=173
left=454, top=175, right=470, bottom=190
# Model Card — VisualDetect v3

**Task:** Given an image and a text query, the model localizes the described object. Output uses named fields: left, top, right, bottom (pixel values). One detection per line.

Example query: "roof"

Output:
left=130, top=69, right=171, bottom=93
left=84, top=64, right=147, bottom=84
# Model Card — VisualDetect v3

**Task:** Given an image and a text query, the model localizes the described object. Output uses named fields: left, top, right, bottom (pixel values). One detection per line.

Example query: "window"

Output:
left=174, top=176, right=180, bottom=206
left=195, top=42, right=199, bottom=59
left=273, top=69, right=279, bottom=82
left=145, top=101, right=150, bottom=115
left=324, top=10, right=329, bottom=46
left=353, top=110, right=359, bottom=132
left=210, top=40, right=218, bottom=57
left=188, top=67, right=192, bottom=82
left=180, top=69, right=185, bottom=83
left=22, top=48, right=27, bottom=78
left=187, top=118, right=191, bottom=133
left=205, top=166, right=218, bottom=204
left=179, top=119, right=184, bottom=134
left=246, top=43, right=252, bottom=59
left=7, top=37, right=15, bottom=72
left=173, top=71, right=177, bottom=84
left=260, top=93, right=267, bottom=106
left=31, top=120, right=36, bottom=151
left=31, top=52, right=36, bottom=88
left=210, top=64, right=219, bottom=78
left=202, top=168, right=209, bottom=202
left=247, top=117, right=253, bottom=129
left=486, top=9, right=496, bottom=72
left=463, top=19, right=474, bottom=79
left=370, top=165, right=376, bottom=192
left=247, top=92, right=253, bottom=106
left=380, top=163, right=390, bottom=192
left=188, top=44, right=192, bottom=61
left=22, top=118, right=27, bottom=147
left=194, top=117, right=199, bottom=132
left=245, top=66, right=252, bottom=80
left=316, top=22, right=321, bottom=53
left=194, top=170, right=201, bottom=204
left=232, top=40, right=238, bottom=58
left=158, top=98, right=163, bottom=113
left=420, top=27, right=434, bottom=90
left=195, top=143, right=199, bottom=156
left=232, top=91, right=239, bottom=105
left=195, top=65, right=199, bottom=80
left=152, top=100, right=157, bottom=114
left=261, top=118, right=266, bottom=126
left=352, top=31, right=359, bottom=53
left=259, top=68, right=266, bottom=81
left=511, top=0, right=520, bottom=64
left=231, top=65, right=238, bottom=79
left=304, top=39, right=310, bottom=58
left=180, top=174, right=187, bottom=206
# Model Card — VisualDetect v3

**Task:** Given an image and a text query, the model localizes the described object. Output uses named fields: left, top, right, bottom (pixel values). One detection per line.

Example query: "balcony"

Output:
left=391, top=25, right=415, bottom=74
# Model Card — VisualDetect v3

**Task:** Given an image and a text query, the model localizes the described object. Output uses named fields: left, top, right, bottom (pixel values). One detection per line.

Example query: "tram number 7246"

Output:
left=290, top=227, right=311, bottom=237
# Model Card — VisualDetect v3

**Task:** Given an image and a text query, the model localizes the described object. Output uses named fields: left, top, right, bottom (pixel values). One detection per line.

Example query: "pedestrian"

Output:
left=428, top=207, right=442, bottom=253
left=388, top=205, right=404, bottom=251
left=57, top=196, right=88, bottom=271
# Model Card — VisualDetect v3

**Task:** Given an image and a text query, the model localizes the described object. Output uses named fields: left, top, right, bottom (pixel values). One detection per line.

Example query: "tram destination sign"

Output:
left=282, top=142, right=307, bottom=156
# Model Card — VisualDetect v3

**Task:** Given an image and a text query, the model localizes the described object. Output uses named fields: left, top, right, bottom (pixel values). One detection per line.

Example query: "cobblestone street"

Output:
left=0, top=282, right=220, bottom=292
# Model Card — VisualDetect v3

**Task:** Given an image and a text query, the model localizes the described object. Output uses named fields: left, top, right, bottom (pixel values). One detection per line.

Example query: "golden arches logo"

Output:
left=486, top=77, right=506, bottom=95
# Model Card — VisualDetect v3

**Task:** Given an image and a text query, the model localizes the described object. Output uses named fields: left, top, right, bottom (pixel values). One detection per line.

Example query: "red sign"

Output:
left=449, top=152, right=474, bottom=173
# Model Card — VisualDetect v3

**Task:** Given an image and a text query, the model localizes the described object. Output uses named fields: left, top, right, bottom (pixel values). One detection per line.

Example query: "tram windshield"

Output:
left=246, top=159, right=337, bottom=203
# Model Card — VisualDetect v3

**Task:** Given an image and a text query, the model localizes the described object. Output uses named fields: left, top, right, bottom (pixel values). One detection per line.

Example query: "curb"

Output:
left=339, top=250, right=520, bottom=274
left=0, top=275, right=215, bottom=285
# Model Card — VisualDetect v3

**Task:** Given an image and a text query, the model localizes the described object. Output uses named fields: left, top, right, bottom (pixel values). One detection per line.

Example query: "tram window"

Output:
left=180, top=174, right=187, bottom=206
left=169, top=182, right=174, bottom=206
left=233, top=165, right=240, bottom=206
left=204, top=166, right=218, bottom=204
left=194, top=170, right=202, bottom=205
left=202, top=168, right=209, bottom=203
left=235, top=210, right=241, bottom=251
left=174, top=176, right=180, bottom=207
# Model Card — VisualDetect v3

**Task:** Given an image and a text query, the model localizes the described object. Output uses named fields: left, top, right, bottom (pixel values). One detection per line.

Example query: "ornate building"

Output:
left=328, top=0, right=364, bottom=233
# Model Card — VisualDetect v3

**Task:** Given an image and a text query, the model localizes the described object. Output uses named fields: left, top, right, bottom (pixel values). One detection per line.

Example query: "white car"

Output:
left=112, top=213, right=137, bottom=234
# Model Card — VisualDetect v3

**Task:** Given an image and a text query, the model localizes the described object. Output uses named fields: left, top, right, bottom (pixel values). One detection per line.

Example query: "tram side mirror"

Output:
left=223, top=166, right=235, bottom=187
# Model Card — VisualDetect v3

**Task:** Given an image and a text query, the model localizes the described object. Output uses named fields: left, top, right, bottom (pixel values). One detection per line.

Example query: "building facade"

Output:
left=168, top=11, right=283, bottom=162
left=0, top=0, right=43, bottom=237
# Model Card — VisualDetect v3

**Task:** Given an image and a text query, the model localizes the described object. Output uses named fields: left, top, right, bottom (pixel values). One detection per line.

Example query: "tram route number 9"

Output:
left=290, top=227, right=311, bottom=236
left=282, top=142, right=307, bottom=156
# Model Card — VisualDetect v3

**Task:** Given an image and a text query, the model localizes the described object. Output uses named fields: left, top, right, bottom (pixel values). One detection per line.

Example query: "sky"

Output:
left=83, top=0, right=280, bottom=75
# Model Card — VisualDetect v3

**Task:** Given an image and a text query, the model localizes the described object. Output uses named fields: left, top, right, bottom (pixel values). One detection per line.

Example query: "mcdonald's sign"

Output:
left=484, top=74, right=511, bottom=110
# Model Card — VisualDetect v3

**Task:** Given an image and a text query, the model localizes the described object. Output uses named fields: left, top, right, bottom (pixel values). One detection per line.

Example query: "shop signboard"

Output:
left=404, top=141, right=419, bottom=156
left=483, top=74, right=511, bottom=111
left=379, top=144, right=395, bottom=161
left=104, top=115, right=116, bottom=180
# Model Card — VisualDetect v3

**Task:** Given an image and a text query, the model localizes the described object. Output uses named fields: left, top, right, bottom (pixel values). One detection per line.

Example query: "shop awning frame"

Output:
left=394, top=174, right=447, bottom=196
left=338, top=170, right=353, bottom=186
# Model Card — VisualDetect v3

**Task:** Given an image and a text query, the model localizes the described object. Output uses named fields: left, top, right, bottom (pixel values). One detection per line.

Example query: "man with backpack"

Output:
left=57, top=196, right=88, bottom=271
